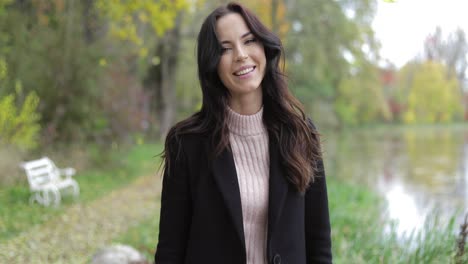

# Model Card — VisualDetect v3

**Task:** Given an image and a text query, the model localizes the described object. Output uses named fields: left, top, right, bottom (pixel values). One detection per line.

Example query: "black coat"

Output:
left=154, top=130, right=332, bottom=264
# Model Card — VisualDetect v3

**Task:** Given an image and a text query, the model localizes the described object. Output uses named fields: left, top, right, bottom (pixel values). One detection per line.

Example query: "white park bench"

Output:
left=20, top=157, right=80, bottom=206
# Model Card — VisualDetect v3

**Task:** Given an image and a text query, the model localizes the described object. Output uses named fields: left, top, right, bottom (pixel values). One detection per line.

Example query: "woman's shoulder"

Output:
left=164, top=131, right=208, bottom=169
left=167, top=113, right=208, bottom=140
left=165, top=124, right=209, bottom=153
left=166, top=130, right=207, bottom=147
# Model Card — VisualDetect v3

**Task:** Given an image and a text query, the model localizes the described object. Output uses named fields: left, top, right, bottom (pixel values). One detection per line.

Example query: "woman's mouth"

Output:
left=234, top=66, right=255, bottom=76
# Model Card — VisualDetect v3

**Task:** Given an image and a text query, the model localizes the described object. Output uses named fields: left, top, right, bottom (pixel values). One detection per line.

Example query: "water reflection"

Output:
left=383, top=182, right=426, bottom=235
left=325, top=126, right=467, bottom=236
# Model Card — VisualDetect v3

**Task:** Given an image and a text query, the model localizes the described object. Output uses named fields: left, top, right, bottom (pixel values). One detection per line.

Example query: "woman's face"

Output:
left=215, top=13, right=266, bottom=101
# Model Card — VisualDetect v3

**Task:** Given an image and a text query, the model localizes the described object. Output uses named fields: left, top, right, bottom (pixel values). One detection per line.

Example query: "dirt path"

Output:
left=0, top=174, right=161, bottom=263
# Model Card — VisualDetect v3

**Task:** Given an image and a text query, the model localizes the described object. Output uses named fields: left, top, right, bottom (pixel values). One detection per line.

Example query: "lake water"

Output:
left=323, top=126, right=467, bottom=236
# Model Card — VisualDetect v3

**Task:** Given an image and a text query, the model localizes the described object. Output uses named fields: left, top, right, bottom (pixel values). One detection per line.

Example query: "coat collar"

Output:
left=211, top=131, right=288, bottom=249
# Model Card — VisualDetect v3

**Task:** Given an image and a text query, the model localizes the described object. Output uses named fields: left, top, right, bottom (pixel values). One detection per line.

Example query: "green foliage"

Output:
left=1, top=0, right=465, bottom=150
left=0, top=0, right=195, bottom=145
left=0, top=91, right=41, bottom=150
left=0, top=0, right=12, bottom=14
left=0, top=0, right=12, bottom=6
left=399, top=61, right=463, bottom=124
left=0, top=57, right=6, bottom=80
left=285, top=0, right=378, bottom=107
left=335, top=62, right=392, bottom=125
left=0, top=57, right=41, bottom=150
left=175, top=36, right=202, bottom=119
left=0, top=1, right=106, bottom=142
left=96, top=0, right=189, bottom=57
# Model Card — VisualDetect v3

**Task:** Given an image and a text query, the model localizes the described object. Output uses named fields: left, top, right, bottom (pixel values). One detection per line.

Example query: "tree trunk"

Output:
left=145, top=13, right=183, bottom=140
left=271, top=0, right=279, bottom=34
left=82, top=0, right=96, bottom=44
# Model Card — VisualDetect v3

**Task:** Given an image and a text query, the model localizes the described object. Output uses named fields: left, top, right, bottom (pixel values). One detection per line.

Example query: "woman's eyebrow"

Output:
left=220, top=32, right=252, bottom=45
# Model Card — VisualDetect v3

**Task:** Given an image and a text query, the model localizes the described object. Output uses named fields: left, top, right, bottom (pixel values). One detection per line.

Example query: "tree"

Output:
left=335, top=61, right=391, bottom=125
left=96, top=0, right=188, bottom=57
left=0, top=57, right=41, bottom=151
left=245, top=0, right=289, bottom=38
left=96, top=0, right=189, bottom=139
left=400, top=61, right=462, bottom=123
left=424, top=27, right=468, bottom=94
left=1, top=0, right=104, bottom=142
left=284, top=0, right=378, bottom=127
left=425, top=27, right=467, bottom=79
left=0, top=91, right=41, bottom=150
left=144, top=14, right=184, bottom=139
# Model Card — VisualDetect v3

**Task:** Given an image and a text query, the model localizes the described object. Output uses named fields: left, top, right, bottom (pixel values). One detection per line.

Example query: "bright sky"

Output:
left=372, top=0, right=468, bottom=68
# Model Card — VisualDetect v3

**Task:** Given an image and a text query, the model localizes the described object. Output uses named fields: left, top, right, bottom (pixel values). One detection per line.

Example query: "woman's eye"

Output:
left=221, top=47, right=232, bottom=53
left=245, top=38, right=257, bottom=44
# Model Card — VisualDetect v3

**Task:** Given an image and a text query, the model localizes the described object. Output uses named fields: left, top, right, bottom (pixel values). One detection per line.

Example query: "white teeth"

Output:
left=235, top=67, right=254, bottom=76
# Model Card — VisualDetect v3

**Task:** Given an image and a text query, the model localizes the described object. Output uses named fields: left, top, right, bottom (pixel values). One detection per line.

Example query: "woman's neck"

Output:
left=228, top=91, right=263, bottom=115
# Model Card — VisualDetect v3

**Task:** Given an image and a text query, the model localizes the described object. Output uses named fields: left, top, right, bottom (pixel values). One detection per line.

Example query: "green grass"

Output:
left=115, top=215, right=160, bottom=260
left=115, top=176, right=467, bottom=264
left=0, top=142, right=163, bottom=242
left=328, top=177, right=465, bottom=264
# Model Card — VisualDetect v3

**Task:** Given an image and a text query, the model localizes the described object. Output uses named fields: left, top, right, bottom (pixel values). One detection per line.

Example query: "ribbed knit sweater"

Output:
left=226, top=106, right=269, bottom=264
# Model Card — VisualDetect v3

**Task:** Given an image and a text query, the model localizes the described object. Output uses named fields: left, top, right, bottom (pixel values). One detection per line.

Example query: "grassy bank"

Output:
left=328, top=177, right=464, bottom=263
left=116, top=176, right=466, bottom=263
left=0, top=142, right=163, bottom=242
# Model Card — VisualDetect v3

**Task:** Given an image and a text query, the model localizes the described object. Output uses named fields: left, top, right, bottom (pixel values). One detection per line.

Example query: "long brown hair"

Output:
left=163, top=2, right=322, bottom=193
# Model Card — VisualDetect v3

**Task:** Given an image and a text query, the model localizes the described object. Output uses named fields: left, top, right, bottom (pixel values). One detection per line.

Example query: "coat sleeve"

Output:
left=305, top=159, right=332, bottom=263
left=305, top=122, right=332, bottom=263
left=155, top=137, right=192, bottom=264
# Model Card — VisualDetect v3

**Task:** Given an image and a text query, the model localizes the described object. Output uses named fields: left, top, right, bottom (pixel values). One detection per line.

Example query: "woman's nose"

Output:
left=235, top=48, right=248, bottom=62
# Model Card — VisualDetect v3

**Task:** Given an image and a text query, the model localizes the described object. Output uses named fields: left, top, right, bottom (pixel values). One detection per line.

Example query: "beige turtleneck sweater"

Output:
left=226, top=106, right=269, bottom=264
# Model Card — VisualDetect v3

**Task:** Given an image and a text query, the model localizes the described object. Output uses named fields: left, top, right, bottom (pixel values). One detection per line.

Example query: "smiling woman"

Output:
left=216, top=13, right=266, bottom=114
left=154, top=2, right=332, bottom=264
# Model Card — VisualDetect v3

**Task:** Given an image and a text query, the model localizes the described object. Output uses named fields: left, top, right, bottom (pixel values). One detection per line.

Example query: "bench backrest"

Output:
left=21, top=157, right=58, bottom=190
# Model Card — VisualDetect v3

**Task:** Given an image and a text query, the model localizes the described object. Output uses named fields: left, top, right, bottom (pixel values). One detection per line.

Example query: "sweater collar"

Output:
left=226, top=106, right=266, bottom=136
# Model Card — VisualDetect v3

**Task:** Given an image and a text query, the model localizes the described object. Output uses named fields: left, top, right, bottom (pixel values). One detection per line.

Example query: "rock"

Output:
left=90, top=244, right=149, bottom=264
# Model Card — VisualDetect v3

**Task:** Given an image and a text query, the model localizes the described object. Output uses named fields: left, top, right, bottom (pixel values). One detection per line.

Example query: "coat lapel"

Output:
left=267, top=133, right=289, bottom=238
left=212, top=146, right=246, bottom=251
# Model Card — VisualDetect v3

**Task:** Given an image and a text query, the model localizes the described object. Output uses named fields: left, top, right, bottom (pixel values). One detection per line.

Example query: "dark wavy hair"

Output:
left=163, top=2, right=322, bottom=193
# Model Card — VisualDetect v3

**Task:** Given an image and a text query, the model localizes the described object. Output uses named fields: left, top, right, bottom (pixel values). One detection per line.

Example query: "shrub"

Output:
left=0, top=91, right=41, bottom=151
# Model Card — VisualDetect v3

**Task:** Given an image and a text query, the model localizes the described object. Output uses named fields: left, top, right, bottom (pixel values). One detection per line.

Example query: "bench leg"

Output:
left=71, top=181, right=80, bottom=200
left=36, top=189, right=51, bottom=206
left=33, top=188, right=60, bottom=206
left=50, top=187, right=61, bottom=207
left=30, top=192, right=41, bottom=205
